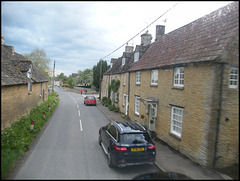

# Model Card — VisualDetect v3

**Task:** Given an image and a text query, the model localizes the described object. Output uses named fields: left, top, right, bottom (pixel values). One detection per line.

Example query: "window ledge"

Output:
left=150, top=84, right=158, bottom=87
left=135, top=113, right=139, bottom=117
left=136, top=83, right=140, bottom=86
left=28, top=91, right=32, bottom=95
left=168, top=132, right=181, bottom=141
left=171, top=86, right=184, bottom=90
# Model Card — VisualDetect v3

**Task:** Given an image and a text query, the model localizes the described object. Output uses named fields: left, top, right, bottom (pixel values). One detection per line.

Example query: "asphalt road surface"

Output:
left=13, top=87, right=159, bottom=179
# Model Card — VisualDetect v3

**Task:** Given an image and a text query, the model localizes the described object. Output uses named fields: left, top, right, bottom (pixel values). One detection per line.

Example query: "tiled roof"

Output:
left=129, top=2, right=239, bottom=72
left=1, top=44, right=50, bottom=86
left=104, top=44, right=151, bottom=75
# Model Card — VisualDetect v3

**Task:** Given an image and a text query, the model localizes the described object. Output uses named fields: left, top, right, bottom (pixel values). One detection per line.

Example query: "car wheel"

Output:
left=107, top=151, right=115, bottom=168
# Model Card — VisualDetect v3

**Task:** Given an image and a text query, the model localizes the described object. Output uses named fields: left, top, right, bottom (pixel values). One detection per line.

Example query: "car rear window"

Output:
left=87, top=97, right=95, bottom=100
left=120, top=133, right=151, bottom=144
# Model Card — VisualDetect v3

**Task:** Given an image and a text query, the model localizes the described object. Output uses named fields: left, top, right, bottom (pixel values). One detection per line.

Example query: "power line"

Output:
left=100, top=2, right=180, bottom=60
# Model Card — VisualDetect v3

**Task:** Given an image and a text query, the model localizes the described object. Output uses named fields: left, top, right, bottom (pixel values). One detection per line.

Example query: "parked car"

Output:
left=98, top=121, right=156, bottom=168
left=84, top=96, right=96, bottom=106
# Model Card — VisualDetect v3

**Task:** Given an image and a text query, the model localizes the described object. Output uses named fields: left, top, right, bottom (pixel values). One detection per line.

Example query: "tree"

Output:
left=24, top=48, right=51, bottom=78
left=74, top=69, right=93, bottom=87
left=67, top=75, right=73, bottom=88
left=92, top=60, right=110, bottom=89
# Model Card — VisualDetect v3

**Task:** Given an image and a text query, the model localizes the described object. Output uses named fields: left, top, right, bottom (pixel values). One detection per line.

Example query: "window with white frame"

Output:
left=115, top=93, right=118, bottom=103
left=170, top=106, right=183, bottom=137
left=135, top=96, right=140, bottom=115
left=151, top=70, right=158, bottom=85
left=107, top=76, right=109, bottom=84
left=229, top=68, right=238, bottom=88
left=174, top=67, right=184, bottom=87
left=115, top=75, right=118, bottom=80
left=124, top=73, right=126, bottom=85
left=122, top=57, right=126, bottom=66
left=134, top=52, right=140, bottom=62
left=123, top=94, right=126, bottom=106
left=40, top=83, right=42, bottom=96
left=136, top=71, right=141, bottom=85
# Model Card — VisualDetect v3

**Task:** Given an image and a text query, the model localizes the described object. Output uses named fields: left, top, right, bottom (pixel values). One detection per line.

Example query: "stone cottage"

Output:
left=1, top=36, right=50, bottom=130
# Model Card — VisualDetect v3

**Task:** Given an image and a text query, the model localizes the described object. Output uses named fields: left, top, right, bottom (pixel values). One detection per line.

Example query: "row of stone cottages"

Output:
left=100, top=2, right=238, bottom=170
left=1, top=35, right=50, bottom=130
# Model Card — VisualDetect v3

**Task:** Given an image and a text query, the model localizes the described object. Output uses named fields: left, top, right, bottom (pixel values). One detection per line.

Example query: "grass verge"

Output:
left=1, top=91, right=59, bottom=179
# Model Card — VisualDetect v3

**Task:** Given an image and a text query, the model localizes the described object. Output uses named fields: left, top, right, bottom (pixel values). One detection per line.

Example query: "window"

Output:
left=124, top=74, right=126, bottom=85
left=174, top=67, right=184, bottom=87
left=136, top=71, right=141, bottom=85
left=229, top=68, right=238, bottom=88
left=115, top=93, right=118, bottom=103
left=170, top=106, right=183, bottom=137
left=107, top=76, right=109, bottom=84
left=40, top=83, right=42, bottom=96
left=109, top=125, right=117, bottom=140
left=134, top=52, right=139, bottom=62
left=151, top=70, right=158, bottom=85
left=122, top=57, right=126, bottom=66
left=135, top=96, right=140, bottom=115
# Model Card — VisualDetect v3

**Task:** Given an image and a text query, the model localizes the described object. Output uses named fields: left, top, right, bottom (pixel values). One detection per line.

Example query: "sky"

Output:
left=1, top=1, right=233, bottom=77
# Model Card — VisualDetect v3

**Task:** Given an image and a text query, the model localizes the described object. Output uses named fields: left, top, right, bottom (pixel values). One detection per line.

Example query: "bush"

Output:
left=1, top=92, right=59, bottom=179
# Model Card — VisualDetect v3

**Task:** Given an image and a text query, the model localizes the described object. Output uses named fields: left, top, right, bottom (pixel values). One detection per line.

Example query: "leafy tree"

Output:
left=24, top=48, right=51, bottom=78
left=93, top=60, right=110, bottom=89
left=57, top=73, right=67, bottom=80
left=74, top=69, right=93, bottom=86
left=67, top=75, right=73, bottom=88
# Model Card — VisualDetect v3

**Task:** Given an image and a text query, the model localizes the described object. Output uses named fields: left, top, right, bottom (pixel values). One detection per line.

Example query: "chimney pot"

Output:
left=125, top=45, right=134, bottom=53
left=141, top=31, right=152, bottom=46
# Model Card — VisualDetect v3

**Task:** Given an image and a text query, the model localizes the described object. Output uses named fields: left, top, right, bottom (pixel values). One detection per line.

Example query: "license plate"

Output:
left=131, top=147, right=145, bottom=151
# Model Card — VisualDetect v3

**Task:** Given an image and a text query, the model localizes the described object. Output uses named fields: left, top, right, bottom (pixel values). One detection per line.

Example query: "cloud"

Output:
left=1, top=1, right=232, bottom=76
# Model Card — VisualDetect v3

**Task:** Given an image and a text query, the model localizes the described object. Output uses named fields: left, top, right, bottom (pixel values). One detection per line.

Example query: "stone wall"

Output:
left=1, top=82, right=49, bottom=130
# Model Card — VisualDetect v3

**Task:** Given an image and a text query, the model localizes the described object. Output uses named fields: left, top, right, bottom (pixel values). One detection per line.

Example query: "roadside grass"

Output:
left=1, top=91, right=59, bottom=179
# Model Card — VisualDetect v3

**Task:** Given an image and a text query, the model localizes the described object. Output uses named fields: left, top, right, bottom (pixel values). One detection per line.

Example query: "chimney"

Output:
left=141, top=30, right=152, bottom=46
left=155, top=25, right=165, bottom=41
left=12, top=46, right=15, bottom=55
left=125, top=44, right=134, bottom=53
left=1, top=33, right=5, bottom=45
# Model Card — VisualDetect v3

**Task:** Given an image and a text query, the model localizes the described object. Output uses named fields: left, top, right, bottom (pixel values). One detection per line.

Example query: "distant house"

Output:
left=101, top=2, right=239, bottom=170
left=1, top=36, right=50, bottom=130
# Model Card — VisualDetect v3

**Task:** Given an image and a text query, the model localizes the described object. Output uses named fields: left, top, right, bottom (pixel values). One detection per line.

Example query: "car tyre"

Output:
left=107, top=151, right=115, bottom=168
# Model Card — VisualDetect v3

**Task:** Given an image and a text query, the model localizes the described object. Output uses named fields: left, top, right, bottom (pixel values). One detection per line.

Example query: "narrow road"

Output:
left=13, top=87, right=159, bottom=179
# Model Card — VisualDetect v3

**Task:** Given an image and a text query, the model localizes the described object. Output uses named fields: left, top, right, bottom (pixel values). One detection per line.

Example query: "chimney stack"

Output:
left=1, top=33, right=5, bottom=45
left=155, top=25, right=165, bottom=41
left=125, top=44, right=134, bottom=53
left=141, top=30, right=152, bottom=46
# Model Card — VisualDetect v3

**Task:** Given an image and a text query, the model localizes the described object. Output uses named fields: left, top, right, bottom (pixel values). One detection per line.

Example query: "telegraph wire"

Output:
left=100, top=1, right=180, bottom=60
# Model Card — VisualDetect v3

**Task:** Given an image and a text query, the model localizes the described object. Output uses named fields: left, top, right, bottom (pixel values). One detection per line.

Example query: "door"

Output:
left=125, top=95, right=128, bottom=115
left=148, top=103, right=157, bottom=131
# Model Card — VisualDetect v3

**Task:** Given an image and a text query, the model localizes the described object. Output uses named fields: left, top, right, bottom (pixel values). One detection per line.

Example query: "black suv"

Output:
left=98, top=121, right=156, bottom=168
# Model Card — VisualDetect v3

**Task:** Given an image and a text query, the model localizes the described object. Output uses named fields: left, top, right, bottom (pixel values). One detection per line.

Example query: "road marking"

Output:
left=79, top=119, right=83, bottom=131
left=77, top=104, right=79, bottom=109
left=78, top=110, right=80, bottom=117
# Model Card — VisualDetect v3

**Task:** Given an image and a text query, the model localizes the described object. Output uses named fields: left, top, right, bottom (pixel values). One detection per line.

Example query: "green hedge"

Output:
left=1, top=91, right=59, bottom=179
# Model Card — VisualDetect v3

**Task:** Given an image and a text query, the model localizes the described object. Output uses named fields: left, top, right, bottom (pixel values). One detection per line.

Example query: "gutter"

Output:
left=213, top=63, right=224, bottom=169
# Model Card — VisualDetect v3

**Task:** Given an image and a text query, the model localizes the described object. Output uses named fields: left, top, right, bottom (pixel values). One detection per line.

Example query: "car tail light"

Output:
left=114, top=146, right=127, bottom=151
left=147, top=145, right=156, bottom=150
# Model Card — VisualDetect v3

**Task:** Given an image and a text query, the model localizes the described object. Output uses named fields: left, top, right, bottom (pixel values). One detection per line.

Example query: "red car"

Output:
left=84, top=96, right=96, bottom=106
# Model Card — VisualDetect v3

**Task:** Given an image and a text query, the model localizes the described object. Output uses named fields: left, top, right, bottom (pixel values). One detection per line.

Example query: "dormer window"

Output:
left=134, top=52, right=139, bottom=62
left=122, top=58, right=126, bottom=66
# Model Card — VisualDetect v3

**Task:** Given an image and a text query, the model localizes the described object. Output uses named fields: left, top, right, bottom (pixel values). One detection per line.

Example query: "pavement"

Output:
left=96, top=99, right=233, bottom=180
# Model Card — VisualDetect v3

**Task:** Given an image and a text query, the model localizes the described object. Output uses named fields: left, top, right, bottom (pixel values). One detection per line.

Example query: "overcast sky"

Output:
left=1, top=1, right=232, bottom=76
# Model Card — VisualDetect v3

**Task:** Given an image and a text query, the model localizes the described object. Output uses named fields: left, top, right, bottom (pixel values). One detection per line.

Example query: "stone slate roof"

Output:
left=1, top=44, right=50, bottom=86
left=129, top=2, right=239, bottom=72
left=104, top=44, right=151, bottom=75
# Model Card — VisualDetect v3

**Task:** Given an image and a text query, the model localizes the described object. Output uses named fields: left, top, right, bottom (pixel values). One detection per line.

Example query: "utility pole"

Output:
left=99, top=59, right=102, bottom=100
left=52, top=60, right=55, bottom=92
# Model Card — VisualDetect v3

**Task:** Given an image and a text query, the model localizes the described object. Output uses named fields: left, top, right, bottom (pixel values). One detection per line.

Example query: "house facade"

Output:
left=1, top=37, right=50, bottom=130
left=101, top=2, right=239, bottom=169
left=128, top=2, right=239, bottom=169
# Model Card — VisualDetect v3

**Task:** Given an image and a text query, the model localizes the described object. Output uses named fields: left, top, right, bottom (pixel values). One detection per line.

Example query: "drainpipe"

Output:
left=127, top=72, right=131, bottom=116
left=213, top=63, right=224, bottom=169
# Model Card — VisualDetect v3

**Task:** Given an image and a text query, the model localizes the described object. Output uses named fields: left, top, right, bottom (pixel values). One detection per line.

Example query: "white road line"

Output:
left=78, top=110, right=80, bottom=117
left=79, top=119, right=83, bottom=131
left=77, top=104, right=79, bottom=109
